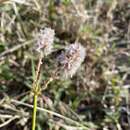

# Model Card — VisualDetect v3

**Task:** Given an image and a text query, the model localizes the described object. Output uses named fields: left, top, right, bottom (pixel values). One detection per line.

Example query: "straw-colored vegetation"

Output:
left=0, top=0, right=130, bottom=130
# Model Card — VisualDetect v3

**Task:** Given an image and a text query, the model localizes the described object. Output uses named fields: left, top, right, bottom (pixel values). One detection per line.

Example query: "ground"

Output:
left=0, top=0, right=130, bottom=130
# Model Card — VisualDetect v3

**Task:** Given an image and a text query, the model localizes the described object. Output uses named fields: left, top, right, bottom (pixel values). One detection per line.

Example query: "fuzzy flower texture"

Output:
left=36, top=27, right=55, bottom=56
left=58, top=43, right=86, bottom=78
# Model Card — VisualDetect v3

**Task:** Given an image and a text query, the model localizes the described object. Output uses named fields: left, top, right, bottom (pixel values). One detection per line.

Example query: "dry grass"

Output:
left=0, top=0, right=130, bottom=130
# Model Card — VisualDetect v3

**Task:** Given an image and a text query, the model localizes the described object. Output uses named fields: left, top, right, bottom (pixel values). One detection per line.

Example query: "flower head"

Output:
left=58, top=42, right=86, bottom=78
left=35, top=27, right=55, bottom=56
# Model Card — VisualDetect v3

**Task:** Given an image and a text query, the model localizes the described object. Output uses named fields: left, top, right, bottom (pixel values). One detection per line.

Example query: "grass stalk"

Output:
left=32, top=94, right=38, bottom=130
left=32, top=52, right=43, bottom=130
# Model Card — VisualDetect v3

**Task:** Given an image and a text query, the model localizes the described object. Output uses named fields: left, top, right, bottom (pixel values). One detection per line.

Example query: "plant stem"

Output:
left=32, top=52, right=43, bottom=130
left=32, top=94, right=38, bottom=130
left=34, top=52, right=43, bottom=84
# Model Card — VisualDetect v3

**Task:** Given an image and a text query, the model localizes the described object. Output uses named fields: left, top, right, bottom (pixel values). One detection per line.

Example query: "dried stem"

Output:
left=34, top=52, right=43, bottom=85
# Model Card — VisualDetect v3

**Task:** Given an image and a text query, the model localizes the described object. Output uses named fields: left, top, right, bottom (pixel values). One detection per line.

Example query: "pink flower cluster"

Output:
left=35, top=28, right=86, bottom=78
left=58, top=43, right=86, bottom=78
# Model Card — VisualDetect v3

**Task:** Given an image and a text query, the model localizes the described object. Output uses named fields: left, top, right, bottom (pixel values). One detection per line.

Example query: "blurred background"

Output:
left=0, top=0, right=130, bottom=130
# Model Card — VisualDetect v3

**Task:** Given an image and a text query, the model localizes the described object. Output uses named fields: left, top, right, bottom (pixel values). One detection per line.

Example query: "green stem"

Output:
left=32, top=52, right=43, bottom=130
left=32, top=94, right=38, bottom=130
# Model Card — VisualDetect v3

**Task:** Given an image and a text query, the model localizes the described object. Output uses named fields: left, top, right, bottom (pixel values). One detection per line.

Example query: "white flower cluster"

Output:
left=58, top=43, right=86, bottom=78
left=36, top=27, right=55, bottom=56
left=35, top=28, right=86, bottom=78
